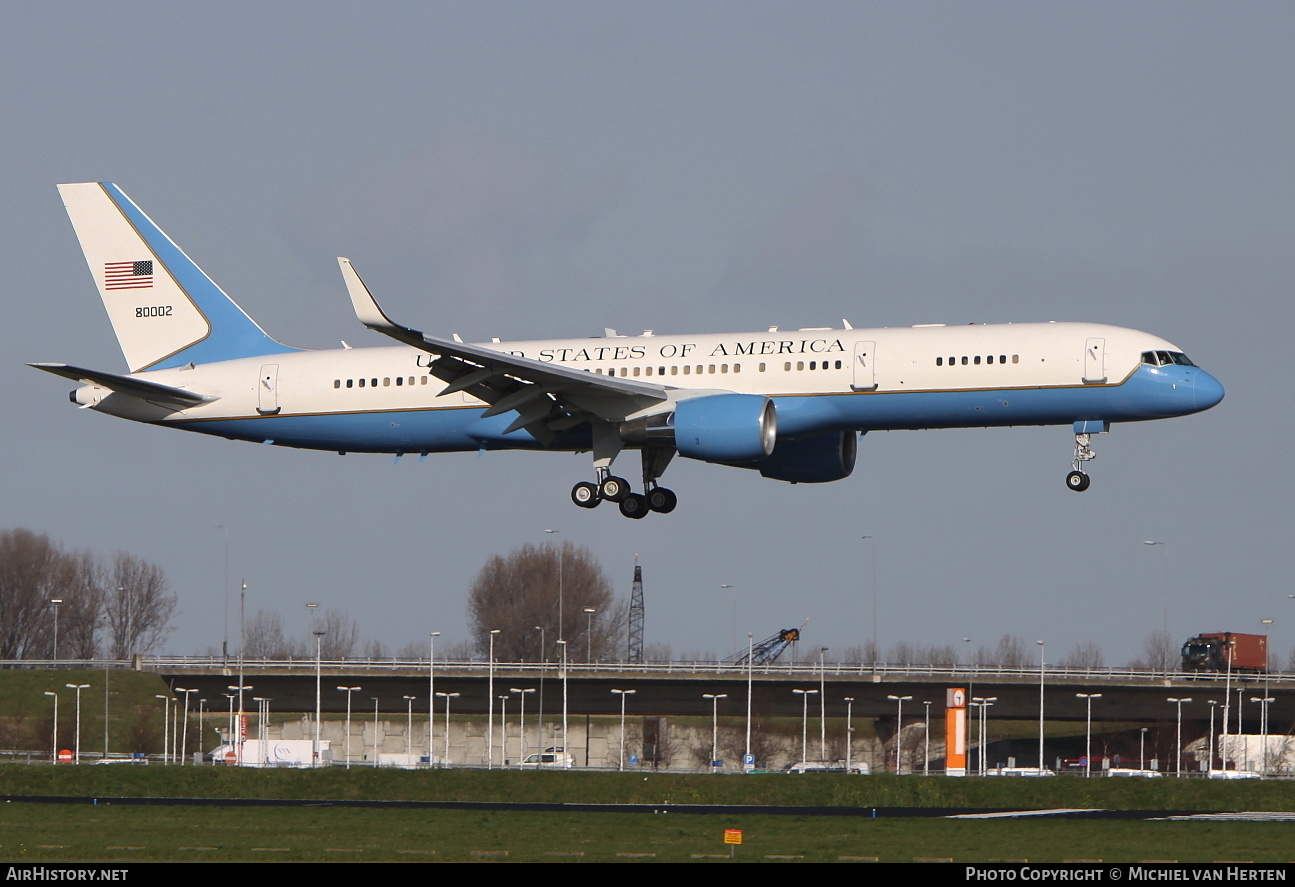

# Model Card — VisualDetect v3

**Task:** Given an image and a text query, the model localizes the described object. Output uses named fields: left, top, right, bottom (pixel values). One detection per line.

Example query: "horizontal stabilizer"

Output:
left=28, top=363, right=218, bottom=409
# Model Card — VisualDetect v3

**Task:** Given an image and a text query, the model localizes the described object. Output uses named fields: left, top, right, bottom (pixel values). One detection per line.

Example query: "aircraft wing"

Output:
left=338, top=258, right=670, bottom=443
left=29, top=362, right=218, bottom=410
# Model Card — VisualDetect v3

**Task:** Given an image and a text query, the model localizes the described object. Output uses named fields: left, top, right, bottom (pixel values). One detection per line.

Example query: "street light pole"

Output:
left=792, top=689, right=817, bottom=763
left=819, top=647, right=828, bottom=761
left=486, top=628, right=501, bottom=769
left=435, top=691, right=459, bottom=765
left=844, top=697, right=855, bottom=773
left=66, top=683, right=89, bottom=763
left=510, top=688, right=535, bottom=765
left=1167, top=697, right=1192, bottom=777
left=337, top=686, right=360, bottom=769
left=43, top=691, right=57, bottom=763
left=557, top=639, right=569, bottom=762
left=887, top=694, right=912, bottom=774
left=1037, top=640, right=1046, bottom=773
left=1076, top=693, right=1102, bottom=777
left=611, top=689, right=634, bottom=771
left=428, top=631, right=440, bottom=766
left=703, top=693, right=727, bottom=772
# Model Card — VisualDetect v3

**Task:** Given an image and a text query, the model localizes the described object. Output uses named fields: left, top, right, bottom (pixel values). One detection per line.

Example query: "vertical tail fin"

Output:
left=57, top=183, right=299, bottom=372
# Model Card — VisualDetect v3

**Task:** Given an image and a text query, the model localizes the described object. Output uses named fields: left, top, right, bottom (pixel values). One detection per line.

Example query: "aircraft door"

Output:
left=257, top=364, right=281, bottom=415
left=851, top=341, right=877, bottom=391
left=1083, top=338, right=1106, bottom=383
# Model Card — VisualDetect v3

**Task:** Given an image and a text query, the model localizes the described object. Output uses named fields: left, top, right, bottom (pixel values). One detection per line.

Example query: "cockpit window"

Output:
left=1141, top=350, right=1196, bottom=367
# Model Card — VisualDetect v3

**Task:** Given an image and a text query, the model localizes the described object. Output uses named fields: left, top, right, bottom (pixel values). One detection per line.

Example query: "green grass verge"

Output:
left=1, top=805, right=1292, bottom=863
left=3, top=766, right=1295, bottom=812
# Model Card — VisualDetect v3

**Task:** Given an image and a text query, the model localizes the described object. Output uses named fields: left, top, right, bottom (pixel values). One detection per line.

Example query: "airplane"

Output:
left=33, top=182, right=1225, bottom=518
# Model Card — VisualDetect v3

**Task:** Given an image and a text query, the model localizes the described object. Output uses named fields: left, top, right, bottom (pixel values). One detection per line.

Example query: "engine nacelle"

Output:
left=756, top=430, right=858, bottom=483
left=672, top=394, right=777, bottom=464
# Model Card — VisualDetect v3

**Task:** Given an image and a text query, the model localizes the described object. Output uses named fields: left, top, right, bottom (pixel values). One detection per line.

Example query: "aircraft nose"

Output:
left=1193, top=370, right=1225, bottom=411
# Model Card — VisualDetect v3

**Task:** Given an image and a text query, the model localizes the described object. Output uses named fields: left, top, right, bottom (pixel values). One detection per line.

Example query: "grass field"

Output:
left=2, top=767, right=1294, bottom=862
left=2, top=803, right=1293, bottom=863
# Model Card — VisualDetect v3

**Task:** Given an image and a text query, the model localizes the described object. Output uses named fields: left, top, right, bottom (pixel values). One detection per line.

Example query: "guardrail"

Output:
left=6, top=657, right=1289, bottom=684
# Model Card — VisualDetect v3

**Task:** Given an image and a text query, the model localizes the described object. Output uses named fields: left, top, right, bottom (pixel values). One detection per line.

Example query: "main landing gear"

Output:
left=1065, top=431, right=1097, bottom=492
left=571, top=447, right=678, bottom=518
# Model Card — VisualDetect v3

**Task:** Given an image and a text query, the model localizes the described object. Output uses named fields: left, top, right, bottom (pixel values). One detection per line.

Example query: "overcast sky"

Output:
left=3, top=2, right=1291, bottom=667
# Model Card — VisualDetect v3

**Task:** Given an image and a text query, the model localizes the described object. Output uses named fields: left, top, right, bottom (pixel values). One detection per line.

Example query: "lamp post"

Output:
left=66, top=683, right=89, bottom=764
left=1250, top=695, right=1275, bottom=776
left=744, top=632, right=754, bottom=770
left=49, top=598, right=63, bottom=661
left=544, top=528, right=563, bottom=639
left=371, top=697, right=381, bottom=767
left=43, top=691, right=57, bottom=763
left=818, top=647, right=829, bottom=761
left=337, top=686, right=360, bottom=769
left=510, top=688, right=535, bottom=765
left=497, top=695, right=510, bottom=767
left=844, top=697, right=855, bottom=773
left=487, top=629, right=500, bottom=769
left=177, top=688, right=197, bottom=765
left=403, top=696, right=417, bottom=758
left=155, top=694, right=171, bottom=764
left=1036, top=640, right=1046, bottom=773
left=1206, top=700, right=1218, bottom=773
left=922, top=700, right=932, bottom=775
left=427, top=631, right=440, bottom=767
left=703, top=693, right=727, bottom=772
left=557, top=639, right=569, bottom=761
left=1167, top=697, right=1192, bottom=777
left=227, top=683, right=252, bottom=765
left=583, top=608, right=596, bottom=662
left=887, top=694, right=912, bottom=773
left=1076, top=693, right=1102, bottom=777
left=534, top=625, right=546, bottom=753
left=971, top=697, right=996, bottom=776
left=313, top=627, right=326, bottom=767
left=435, top=691, right=459, bottom=766
left=792, top=689, right=817, bottom=763
left=610, top=689, right=635, bottom=771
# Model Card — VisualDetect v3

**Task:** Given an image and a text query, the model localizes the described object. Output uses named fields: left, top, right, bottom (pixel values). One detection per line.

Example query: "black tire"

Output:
left=619, top=493, right=649, bottom=519
left=1065, top=470, right=1091, bottom=492
left=599, top=475, right=630, bottom=502
left=571, top=481, right=601, bottom=508
left=646, top=487, right=678, bottom=514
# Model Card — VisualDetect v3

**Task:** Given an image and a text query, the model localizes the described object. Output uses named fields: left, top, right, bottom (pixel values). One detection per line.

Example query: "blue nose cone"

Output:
left=1193, top=370, right=1225, bottom=411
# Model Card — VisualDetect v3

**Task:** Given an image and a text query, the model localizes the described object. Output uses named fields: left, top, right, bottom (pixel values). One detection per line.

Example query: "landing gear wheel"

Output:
left=599, top=475, right=630, bottom=502
left=1066, top=470, right=1091, bottom=492
left=646, top=487, right=678, bottom=514
left=571, top=481, right=601, bottom=508
left=619, top=493, right=649, bottom=519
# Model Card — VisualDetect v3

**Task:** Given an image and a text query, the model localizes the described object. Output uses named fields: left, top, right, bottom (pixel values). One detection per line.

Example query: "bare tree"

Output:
left=102, top=552, right=177, bottom=657
left=1059, top=641, right=1105, bottom=670
left=1127, top=629, right=1176, bottom=672
left=243, top=609, right=305, bottom=659
left=56, top=551, right=103, bottom=659
left=318, top=609, right=359, bottom=659
left=0, top=529, right=71, bottom=659
left=467, top=540, right=619, bottom=661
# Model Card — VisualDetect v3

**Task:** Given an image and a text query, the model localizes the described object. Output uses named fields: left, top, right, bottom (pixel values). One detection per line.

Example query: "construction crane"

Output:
left=727, top=620, right=808, bottom=666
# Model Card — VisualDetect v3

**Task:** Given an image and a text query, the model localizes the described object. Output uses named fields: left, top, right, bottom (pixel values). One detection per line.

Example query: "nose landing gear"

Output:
left=1065, top=428, right=1100, bottom=492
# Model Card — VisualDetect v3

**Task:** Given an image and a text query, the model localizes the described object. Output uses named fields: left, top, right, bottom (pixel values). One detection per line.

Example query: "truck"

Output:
left=207, top=739, right=331, bottom=768
left=1180, top=632, right=1267, bottom=673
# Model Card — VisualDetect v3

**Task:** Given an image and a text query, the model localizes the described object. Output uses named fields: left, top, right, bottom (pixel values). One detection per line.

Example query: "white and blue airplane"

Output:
left=34, top=182, right=1224, bottom=518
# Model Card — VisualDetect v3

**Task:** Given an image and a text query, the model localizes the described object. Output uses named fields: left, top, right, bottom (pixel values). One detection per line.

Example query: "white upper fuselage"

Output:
left=79, top=319, right=1212, bottom=452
